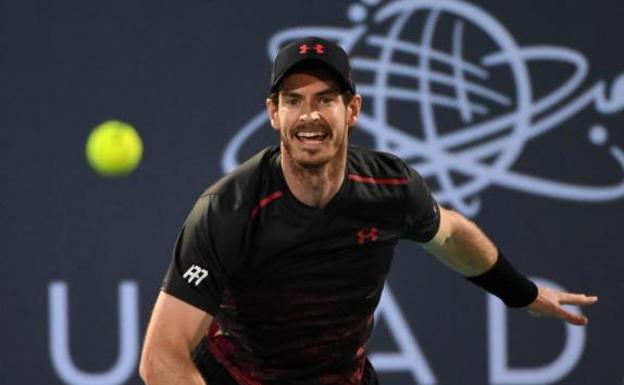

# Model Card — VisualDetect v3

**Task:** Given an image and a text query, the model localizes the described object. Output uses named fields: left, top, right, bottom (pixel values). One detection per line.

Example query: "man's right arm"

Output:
left=139, top=291, right=213, bottom=385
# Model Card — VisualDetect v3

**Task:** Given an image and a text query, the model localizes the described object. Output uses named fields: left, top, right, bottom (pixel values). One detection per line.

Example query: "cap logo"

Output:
left=299, top=43, right=324, bottom=54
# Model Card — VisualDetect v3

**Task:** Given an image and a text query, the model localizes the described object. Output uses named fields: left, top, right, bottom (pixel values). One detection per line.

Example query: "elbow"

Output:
left=139, top=342, right=195, bottom=385
left=139, top=348, right=158, bottom=385
left=138, top=354, right=150, bottom=384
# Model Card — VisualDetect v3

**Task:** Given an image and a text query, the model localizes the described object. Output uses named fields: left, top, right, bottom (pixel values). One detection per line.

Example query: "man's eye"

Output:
left=320, top=96, right=335, bottom=104
left=285, top=99, right=300, bottom=106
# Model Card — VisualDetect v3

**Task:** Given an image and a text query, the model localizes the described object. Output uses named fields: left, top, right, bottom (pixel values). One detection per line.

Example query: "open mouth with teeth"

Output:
left=295, top=131, right=329, bottom=144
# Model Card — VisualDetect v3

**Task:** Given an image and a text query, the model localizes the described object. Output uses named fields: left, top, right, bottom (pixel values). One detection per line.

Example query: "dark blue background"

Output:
left=2, top=1, right=622, bottom=384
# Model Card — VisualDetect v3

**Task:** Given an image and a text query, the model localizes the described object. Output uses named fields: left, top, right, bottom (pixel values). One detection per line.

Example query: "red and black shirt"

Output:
left=162, top=145, right=440, bottom=385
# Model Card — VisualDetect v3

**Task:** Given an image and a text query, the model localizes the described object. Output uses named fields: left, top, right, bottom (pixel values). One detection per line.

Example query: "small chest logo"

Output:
left=182, top=264, right=209, bottom=286
left=357, top=227, right=379, bottom=245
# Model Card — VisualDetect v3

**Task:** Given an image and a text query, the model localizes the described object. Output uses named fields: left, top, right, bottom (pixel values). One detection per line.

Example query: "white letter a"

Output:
left=370, top=284, right=437, bottom=384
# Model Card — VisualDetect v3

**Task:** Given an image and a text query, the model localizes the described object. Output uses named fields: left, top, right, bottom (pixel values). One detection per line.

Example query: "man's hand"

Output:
left=527, top=286, right=598, bottom=326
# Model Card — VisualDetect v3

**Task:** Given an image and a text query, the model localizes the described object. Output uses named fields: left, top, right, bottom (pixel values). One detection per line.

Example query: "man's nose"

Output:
left=299, top=104, right=321, bottom=122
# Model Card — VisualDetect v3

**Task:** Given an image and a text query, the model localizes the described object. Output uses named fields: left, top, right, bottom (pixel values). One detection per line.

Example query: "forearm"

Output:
left=423, top=207, right=538, bottom=307
left=140, top=344, right=206, bottom=385
left=423, top=208, right=497, bottom=276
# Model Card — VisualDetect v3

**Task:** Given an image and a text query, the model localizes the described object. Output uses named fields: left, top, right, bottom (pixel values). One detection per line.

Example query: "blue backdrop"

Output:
left=2, top=1, right=623, bottom=384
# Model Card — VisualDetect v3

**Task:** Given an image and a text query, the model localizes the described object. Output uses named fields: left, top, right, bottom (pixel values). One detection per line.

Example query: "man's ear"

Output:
left=347, top=94, right=362, bottom=129
left=266, top=98, right=279, bottom=131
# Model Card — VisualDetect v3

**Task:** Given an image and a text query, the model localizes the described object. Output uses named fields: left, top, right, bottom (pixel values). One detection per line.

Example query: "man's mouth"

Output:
left=294, top=131, right=329, bottom=144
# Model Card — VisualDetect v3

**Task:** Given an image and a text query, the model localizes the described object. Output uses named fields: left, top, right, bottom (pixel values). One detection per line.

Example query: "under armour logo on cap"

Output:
left=299, top=43, right=324, bottom=54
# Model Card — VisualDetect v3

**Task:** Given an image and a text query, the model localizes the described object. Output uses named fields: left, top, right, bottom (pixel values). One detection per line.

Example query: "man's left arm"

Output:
left=422, top=206, right=598, bottom=326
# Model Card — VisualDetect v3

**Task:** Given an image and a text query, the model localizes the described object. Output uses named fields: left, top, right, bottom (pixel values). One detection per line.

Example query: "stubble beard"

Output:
left=281, top=126, right=347, bottom=172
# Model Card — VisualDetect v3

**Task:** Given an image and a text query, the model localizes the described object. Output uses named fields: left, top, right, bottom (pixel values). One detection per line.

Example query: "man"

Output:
left=139, top=36, right=597, bottom=385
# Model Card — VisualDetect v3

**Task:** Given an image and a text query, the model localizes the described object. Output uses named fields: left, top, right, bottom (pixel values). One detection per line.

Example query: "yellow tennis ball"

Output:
left=86, top=120, right=143, bottom=177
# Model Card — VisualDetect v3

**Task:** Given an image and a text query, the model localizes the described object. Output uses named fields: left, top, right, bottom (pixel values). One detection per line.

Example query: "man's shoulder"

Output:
left=199, top=146, right=279, bottom=212
left=347, top=145, right=409, bottom=177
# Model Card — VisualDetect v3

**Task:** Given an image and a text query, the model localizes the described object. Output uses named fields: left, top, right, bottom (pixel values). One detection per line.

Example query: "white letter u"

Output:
left=48, top=281, right=139, bottom=385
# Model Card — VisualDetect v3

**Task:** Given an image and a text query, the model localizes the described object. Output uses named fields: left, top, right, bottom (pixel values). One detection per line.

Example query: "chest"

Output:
left=242, top=193, right=407, bottom=282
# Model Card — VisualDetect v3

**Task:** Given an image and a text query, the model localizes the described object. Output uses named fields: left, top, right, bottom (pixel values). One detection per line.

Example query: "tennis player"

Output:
left=139, top=36, right=597, bottom=385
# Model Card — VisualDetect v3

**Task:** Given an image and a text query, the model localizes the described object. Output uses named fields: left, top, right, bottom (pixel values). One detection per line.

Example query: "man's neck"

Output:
left=280, top=145, right=346, bottom=209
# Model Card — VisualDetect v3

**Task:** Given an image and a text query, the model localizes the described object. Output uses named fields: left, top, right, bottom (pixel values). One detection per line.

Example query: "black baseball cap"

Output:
left=270, top=36, right=355, bottom=94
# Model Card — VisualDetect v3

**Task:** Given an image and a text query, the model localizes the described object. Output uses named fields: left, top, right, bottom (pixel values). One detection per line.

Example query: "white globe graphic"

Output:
left=224, top=0, right=624, bottom=215
left=349, top=0, right=532, bottom=215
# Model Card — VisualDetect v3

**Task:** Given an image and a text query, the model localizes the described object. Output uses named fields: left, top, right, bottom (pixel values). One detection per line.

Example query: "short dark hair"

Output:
left=268, top=62, right=355, bottom=106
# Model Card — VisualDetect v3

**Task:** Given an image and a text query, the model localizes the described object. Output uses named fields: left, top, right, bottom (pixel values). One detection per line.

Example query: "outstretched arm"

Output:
left=140, top=291, right=213, bottom=385
left=422, top=206, right=598, bottom=325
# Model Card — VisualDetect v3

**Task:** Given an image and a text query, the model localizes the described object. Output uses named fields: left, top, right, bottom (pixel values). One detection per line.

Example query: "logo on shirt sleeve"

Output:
left=182, top=265, right=209, bottom=286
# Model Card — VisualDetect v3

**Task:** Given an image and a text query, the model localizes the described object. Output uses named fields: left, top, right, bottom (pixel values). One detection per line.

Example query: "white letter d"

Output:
left=488, top=277, right=586, bottom=384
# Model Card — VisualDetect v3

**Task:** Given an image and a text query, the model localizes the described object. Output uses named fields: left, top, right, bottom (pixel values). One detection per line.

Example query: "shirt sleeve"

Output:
left=160, top=194, right=229, bottom=315
left=401, top=166, right=441, bottom=243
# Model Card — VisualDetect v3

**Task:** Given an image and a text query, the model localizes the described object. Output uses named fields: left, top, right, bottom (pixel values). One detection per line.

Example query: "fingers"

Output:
left=556, top=293, right=596, bottom=325
left=558, top=293, right=598, bottom=306
left=553, top=292, right=597, bottom=325
left=529, top=288, right=597, bottom=326
left=536, top=300, right=589, bottom=326
left=528, top=287, right=597, bottom=326
left=556, top=307, right=588, bottom=326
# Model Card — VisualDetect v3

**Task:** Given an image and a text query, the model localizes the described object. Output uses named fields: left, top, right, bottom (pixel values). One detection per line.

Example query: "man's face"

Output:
left=267, top=68, right=361, bottom=169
